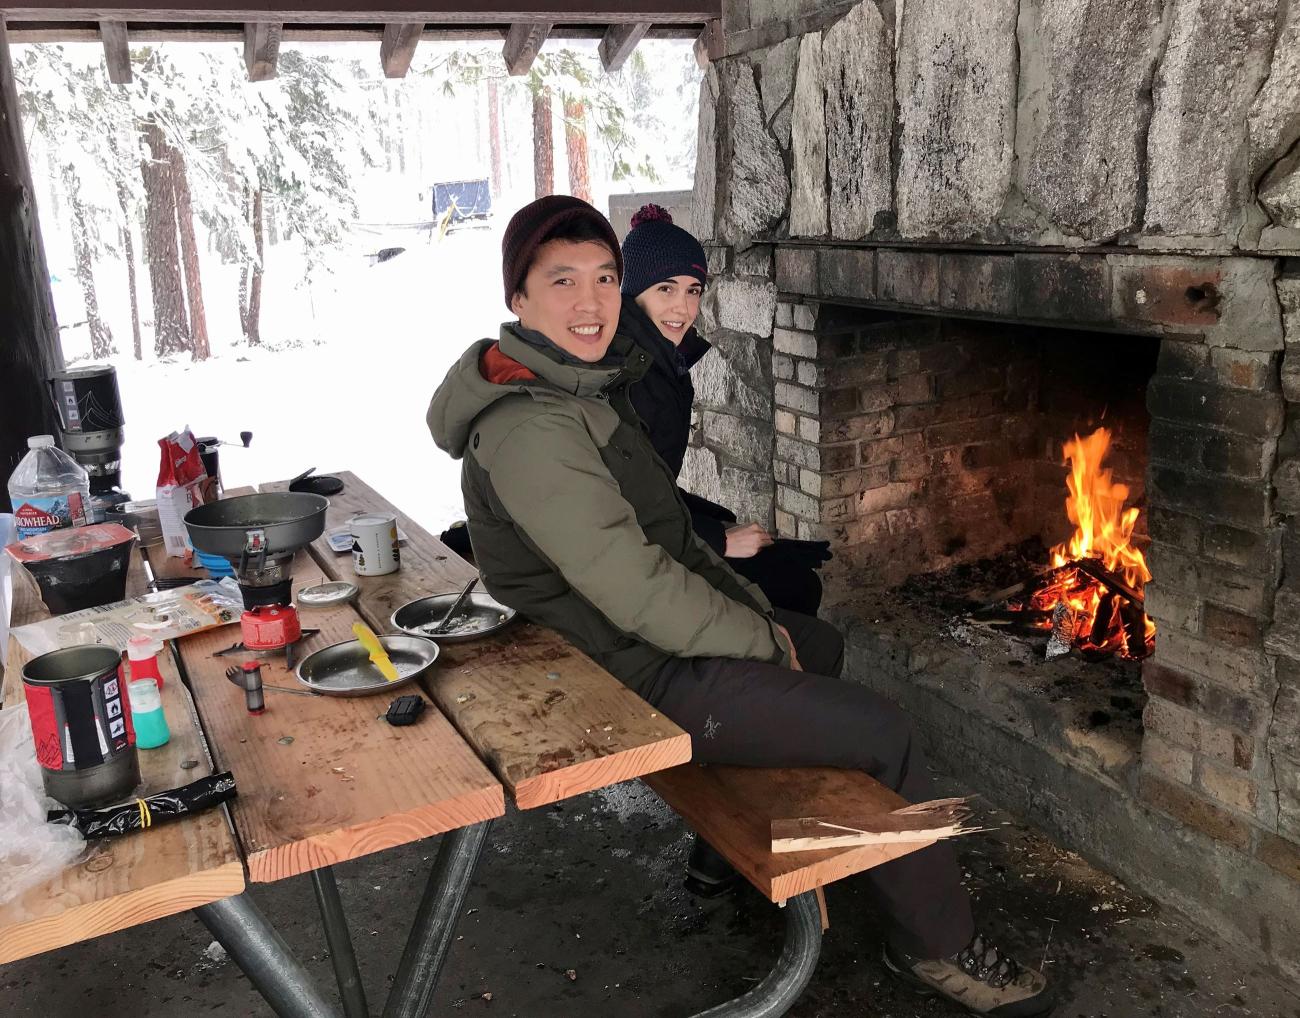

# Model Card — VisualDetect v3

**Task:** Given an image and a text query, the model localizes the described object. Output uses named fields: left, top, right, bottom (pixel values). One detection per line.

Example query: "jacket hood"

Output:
left=618, top=295, right=710, bottom=376
left=428, top=323, right=640, bottom=459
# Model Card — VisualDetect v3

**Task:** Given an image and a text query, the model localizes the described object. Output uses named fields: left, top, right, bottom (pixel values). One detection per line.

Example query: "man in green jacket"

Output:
left=428, top=196, right=1053, bottom=1017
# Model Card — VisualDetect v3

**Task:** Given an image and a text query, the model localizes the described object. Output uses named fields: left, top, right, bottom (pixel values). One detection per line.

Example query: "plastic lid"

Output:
left=298, top=581, right=359, bottom=607
left=28, top=435, right=55, bottom=448
left=127, top=633, right=161, bottom=657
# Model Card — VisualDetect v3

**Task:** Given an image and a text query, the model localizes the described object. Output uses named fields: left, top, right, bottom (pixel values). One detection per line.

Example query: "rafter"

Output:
left=380, top=21, right=424, bottom=77
left=99, top=19, right=131, bottom=83
left=503, top=21, right=550, bottom=76
left=598, top=21, right=648, bottom=72
left=244, top=21, right=282, bottom=81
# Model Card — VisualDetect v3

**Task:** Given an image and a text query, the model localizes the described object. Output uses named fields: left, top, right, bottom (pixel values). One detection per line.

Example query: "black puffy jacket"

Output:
left=619, top=297, right=736, bottom=554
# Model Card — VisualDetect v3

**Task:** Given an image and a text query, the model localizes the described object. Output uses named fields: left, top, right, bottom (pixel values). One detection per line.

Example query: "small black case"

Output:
left=384, top=695, right=427, bottom=727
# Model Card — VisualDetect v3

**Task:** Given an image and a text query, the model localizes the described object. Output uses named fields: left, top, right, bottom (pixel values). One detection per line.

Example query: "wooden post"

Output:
left=0, top=17, right=63, bottom=507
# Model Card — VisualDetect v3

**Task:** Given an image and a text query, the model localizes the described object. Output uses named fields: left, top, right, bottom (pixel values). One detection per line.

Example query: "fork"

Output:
left=223, top=665, right=316, bottom=696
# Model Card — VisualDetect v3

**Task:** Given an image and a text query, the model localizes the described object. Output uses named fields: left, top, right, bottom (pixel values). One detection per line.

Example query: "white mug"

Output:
left=350, top=512, right=400, bottom=576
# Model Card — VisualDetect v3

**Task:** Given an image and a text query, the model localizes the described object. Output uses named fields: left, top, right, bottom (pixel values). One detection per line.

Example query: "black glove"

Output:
left=771, top=538, right=833, bottom=570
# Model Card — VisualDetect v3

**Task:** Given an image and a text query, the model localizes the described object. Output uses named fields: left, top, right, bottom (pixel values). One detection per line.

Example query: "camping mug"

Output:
left=22, top=645, right=141, bottom=809
left=350, top=512, right=400, bottom=577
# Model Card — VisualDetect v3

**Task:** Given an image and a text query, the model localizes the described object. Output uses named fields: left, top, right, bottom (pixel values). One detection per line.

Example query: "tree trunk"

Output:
left=532, top=86, right=554, bottom=198
left=109, top=173, right=144, bottom=361
left=139, top=118, right=190, bottom=358
left=165, top=143, right=209, bottom=362
left=62, top=162, right=116, bottom=360
left=244, top=186, right=264, bottom=346
left=0, top=20, right=64, bottom=506
left=563, top=97, right=592, bottom=204
left=487, top=77, right=503, bottom=198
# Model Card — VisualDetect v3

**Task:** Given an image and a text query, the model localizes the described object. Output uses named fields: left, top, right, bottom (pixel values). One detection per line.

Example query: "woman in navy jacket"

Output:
left=620, top=204, right=828, bottom=615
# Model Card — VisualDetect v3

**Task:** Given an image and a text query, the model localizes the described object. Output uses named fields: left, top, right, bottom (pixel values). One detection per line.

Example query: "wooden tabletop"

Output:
left=0, top=551, right=244, bottom=966
left=174, top=551, right=504, bottom=884
left=264, top=472, right=692, bottom=809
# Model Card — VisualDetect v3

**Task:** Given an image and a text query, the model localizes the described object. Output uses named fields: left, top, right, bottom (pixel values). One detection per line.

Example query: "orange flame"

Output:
left=1049, top=427, right=1151, bottom=589
left=1030, top=427, right=1156, bottom=657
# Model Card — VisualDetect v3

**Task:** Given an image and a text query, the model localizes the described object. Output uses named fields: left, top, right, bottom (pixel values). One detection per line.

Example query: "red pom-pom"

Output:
left=630, top=203, right=673, bottom=228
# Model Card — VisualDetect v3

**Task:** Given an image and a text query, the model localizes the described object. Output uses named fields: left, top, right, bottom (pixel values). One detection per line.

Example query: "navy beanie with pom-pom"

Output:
left=620, top=203, right=708, bottom=298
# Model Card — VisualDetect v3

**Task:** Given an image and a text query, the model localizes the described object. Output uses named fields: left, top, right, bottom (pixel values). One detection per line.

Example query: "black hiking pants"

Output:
left=636, top=609, right=976, bottom=959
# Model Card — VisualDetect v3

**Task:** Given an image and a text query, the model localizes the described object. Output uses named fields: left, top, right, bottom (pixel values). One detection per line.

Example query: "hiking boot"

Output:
left=883, top=932, right=1055, bottom=1016
left=683, top=837, right=741, bottom=899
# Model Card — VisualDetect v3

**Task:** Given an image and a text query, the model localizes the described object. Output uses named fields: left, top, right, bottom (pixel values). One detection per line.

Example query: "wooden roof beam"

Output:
left=598, top=21, right=649, bottom=73
left=244, top=21, right=282, bottom=81
left=99, top=19, right=131, bottom=83
left=503, top=21, right=550, bottom=76
left=380, top=21, right=424, bottom=77
left=1, top=3, right=721, bottom=24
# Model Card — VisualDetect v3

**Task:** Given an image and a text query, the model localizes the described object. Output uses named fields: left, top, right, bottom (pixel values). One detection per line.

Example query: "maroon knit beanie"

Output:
left=501, top=195, right=623, bottom=310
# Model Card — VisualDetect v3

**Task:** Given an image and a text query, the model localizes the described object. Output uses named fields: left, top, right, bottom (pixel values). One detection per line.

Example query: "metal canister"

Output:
left=350, top=512, right=400, bottom=576
left=47, top=365, right=124, bottom=464
left=22, top=645, right=141, bottom=809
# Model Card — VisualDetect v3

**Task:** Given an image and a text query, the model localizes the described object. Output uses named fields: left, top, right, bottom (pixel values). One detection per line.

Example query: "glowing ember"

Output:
left=1028, top=427, right=1156, bottom=658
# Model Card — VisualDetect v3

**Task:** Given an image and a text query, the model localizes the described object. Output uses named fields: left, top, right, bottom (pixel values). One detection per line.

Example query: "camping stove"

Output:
left=183, top=492, right=330, bottom=666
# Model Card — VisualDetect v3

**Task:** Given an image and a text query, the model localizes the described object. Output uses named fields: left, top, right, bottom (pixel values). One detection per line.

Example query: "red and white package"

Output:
left=156, top=429, right=211, bottom=558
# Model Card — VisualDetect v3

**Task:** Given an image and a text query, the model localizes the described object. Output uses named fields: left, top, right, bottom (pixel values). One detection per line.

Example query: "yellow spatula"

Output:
left=353, top=622, right=399, bottom=682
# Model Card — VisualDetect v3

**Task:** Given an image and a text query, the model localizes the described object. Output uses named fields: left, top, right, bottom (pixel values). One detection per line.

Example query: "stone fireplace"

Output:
left=683, top=0, right=1300, bottom=982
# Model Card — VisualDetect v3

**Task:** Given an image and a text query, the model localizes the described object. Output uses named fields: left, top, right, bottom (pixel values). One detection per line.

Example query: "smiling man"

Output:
left=427, top=196, right=1053, bottom=1017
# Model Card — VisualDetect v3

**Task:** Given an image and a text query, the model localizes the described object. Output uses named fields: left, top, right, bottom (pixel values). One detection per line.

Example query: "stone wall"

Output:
left=705, top=0, right=1300, bottom=252
left=683, top=0, right=1300, bottom=979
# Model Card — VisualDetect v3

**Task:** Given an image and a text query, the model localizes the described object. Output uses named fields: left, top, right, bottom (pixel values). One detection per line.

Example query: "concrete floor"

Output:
left=3, top=773, right=1299, bottom=1018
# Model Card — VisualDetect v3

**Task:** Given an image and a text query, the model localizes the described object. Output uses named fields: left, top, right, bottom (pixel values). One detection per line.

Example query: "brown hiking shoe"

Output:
left=883, top=933, right=1055, bottom=1016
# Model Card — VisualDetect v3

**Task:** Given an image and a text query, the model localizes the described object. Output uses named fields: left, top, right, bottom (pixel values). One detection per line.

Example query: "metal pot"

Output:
left=183, top=492, right=329, bottom=574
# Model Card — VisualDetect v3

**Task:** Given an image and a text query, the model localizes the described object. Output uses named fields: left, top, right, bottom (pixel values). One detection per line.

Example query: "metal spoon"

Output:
left=428, top=577, right=479, bottom=634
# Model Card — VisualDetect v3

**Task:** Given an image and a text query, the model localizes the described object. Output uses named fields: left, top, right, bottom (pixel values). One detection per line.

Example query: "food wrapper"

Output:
left=46, top=771, right=237, bottom=839
left=11, top=577, right=242, bottom=656
left=156, top=429, right=214, bottom=558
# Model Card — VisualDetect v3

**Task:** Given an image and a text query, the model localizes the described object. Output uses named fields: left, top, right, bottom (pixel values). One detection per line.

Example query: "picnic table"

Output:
left=1, top=472, right=938, bottom=1017
left=0, top=473, right=690, bottom=1017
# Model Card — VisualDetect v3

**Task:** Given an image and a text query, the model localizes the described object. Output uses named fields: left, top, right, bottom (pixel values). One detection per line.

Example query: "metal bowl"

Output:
left=184, top=492, right=329, bottom=560
left=391, top=591, right=517, bottom=642
left=295, top=635, right=439, bottom=697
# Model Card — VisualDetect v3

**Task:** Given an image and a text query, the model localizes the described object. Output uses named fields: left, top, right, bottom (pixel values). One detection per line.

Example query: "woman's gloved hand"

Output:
left=724, top=522, right=774, bottom=559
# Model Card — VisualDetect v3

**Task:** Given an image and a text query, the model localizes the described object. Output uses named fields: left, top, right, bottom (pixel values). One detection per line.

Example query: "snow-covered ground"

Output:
left=81, top=220, right=515, bottom=535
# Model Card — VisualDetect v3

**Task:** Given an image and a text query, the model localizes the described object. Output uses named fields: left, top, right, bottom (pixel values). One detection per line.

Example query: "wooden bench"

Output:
left=644, top=764, right=935, bottom=1016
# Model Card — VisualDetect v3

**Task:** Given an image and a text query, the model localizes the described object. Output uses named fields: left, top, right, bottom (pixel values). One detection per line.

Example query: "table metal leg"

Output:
left=311, top=867, right=370, bottom=1018
left=689, top=891, right=823, bottom=1018
left=381, top=819, right=493, bottom=1018
left=196, top=892, right=343, bottom=1018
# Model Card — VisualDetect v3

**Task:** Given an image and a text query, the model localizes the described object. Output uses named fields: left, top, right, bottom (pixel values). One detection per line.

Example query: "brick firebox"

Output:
left=729, top=243, right=1300, bottom=977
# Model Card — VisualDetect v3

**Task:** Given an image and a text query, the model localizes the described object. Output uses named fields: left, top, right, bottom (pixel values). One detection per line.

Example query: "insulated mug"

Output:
left=350, top=512, right=400, bottom=576
left=22, top=645, right=141, bottom=808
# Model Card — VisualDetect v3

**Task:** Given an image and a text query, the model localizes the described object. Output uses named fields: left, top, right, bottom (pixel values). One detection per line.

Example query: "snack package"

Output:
left=155, top=429, right=212, bottom=558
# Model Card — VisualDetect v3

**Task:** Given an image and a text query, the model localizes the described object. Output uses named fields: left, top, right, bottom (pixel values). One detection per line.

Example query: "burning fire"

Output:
left=1030, top=427, right=1156, bottom=658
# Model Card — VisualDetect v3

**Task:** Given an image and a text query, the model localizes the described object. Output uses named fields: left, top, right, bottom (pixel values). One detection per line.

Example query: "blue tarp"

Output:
left=433, top=179, right=492, bottom=221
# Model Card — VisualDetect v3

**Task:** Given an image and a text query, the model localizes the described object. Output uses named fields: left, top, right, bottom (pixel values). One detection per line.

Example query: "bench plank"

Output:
left=175, top=551, right=504, bottom=883
left=0, top=551, right=244, bottom=966
left=262, top=471, right=692, bottom=809
left=646, top=764, right=938, bottom=903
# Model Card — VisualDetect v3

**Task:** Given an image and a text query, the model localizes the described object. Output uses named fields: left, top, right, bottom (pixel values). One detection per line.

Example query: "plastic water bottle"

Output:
left=7, top=435, right=92, bottom=540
